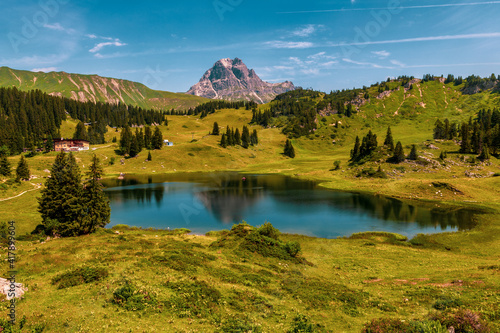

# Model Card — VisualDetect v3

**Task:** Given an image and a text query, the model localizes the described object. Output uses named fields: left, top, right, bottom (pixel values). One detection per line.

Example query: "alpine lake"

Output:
left=101, top=172, right=480, bottom=239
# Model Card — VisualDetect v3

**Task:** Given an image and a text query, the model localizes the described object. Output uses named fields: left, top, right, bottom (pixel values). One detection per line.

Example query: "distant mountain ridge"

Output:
left=0, top=67, right=208, bottom=110
left=187, top=58, right=295, bottom=104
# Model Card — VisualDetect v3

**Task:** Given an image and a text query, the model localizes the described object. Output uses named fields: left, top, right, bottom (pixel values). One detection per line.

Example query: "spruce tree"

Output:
left=251, top=129, right=258, bottom=146
left=0, top=156, right=11, bottom=177
left=227, top=127, right=234, bottom=146
left=38, top=152, right=84, bottom=237
left=284, top=139, right=296, bottom=158
left=212, top=122, right=220, bottom=136
left=144, top=126, right=152, bottom=150
left=384, top=126, right=394, bottom=151
left=350, top=136, right=361, bottom=161
left=234, top=128, right=241, bottom=146
left=147, top=151, right=152, bottom=161
left=129, top=135, right=140, bottom=157
left=81, top=155, right=110, bottom=234
left=15, top=155, right=30, bottom=181
left=392, top=141, right=405, bottom=163
left=119, top=126, right=132, bottom=155
left=478, top=145, right=490, bottom=161
left=241, top=126, right=250, bottom=148
left=408, top=144, right=418, bottom=160
left=220, top=134, right=227, bottom=148
left=73, top=122, right=89, bottom=141
left=152, top=126, right=163, bottom=150
left=136, top=128, right=144, bottom=151
left=460, top=123, right=471, bottom=153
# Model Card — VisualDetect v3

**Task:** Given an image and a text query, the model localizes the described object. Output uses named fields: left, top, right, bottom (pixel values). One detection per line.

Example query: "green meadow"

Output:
left=0, top=79, right=499, bottom=332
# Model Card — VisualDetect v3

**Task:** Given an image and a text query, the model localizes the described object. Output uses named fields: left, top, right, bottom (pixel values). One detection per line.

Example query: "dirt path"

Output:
left=92, top=144, right=112, bottom=151
left=0, top=183, right=41, bottom=202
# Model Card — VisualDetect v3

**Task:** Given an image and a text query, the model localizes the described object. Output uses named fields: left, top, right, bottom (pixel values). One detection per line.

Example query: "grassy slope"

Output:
left=0, top=66, right=208, bottom=110
left=0, top=80, right=499, bottom=332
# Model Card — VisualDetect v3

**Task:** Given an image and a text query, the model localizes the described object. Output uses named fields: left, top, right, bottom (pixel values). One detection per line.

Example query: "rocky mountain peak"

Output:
left=187, top=58, right=295, bottom=104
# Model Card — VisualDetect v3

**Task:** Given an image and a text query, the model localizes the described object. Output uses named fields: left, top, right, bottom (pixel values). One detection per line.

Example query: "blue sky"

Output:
left=2, top=0, right=500, bottom=93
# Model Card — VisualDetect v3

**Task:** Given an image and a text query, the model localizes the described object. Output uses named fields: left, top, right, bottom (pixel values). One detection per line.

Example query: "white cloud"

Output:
left=279, top=1, right=500, bottom=14
left=329, top=32, right=500, bottom=47
left=308, top=52, right=336, bottom=60
left=372, top=50, right=390, bottom=58
left=31, top=67, right=58, bottom=72
left=265, top=41, right=314, bottom=49
left=292, top=24, right=323, bottom=37
left=390, top=59, right=406, bottom=67
left=301, top=68, right=320, bottom=75
left=342, top=58, right=386, bottom=68
left=89, top=40, right=127, bottom=53
left=86, top=34, right=98, bottom=39
left=43, top=23, right=76, bottom=34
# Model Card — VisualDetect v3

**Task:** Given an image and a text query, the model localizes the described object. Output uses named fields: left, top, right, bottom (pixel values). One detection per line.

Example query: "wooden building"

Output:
left=53, top=139, right=90, bottom=152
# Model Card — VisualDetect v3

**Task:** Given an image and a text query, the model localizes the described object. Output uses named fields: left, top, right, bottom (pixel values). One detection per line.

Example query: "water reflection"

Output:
left=102, top=173, right=480, bottom=238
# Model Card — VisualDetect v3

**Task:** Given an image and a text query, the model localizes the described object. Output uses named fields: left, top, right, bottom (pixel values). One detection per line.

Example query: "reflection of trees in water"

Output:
left=106, top=185, right=165, bottom=207
left=104, top=173, right=478, bottom=231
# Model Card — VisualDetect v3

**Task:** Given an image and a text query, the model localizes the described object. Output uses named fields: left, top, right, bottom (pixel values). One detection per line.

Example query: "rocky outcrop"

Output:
left=187, top=58, right=295, bottom=104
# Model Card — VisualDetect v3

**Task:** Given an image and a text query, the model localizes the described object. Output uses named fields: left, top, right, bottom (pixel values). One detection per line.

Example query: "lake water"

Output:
left=102, top=173, right=478, bottom=239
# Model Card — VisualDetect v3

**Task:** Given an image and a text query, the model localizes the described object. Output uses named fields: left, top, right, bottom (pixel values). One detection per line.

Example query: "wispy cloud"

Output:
left=43, top=23, right=76, bottom=34
left=342, top=58, right=386, bottom=68
left=308, top=52, right=336, bottom=60
left=264, top=41, right=314, bottom=49
left=279, top=1, right=500, bottom=14
left=372, top=50, right=390, bottom=59
left=292, top=24, right=323, bottom=37
left=330, top=32, right=500, bottom=47
left=89, top=40, right=127, bottom=53
left=390, top=59, right=405, bottom=67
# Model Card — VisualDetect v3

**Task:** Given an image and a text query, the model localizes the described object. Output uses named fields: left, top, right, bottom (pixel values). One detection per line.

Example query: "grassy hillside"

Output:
left=0, top=67, right=208, bottom=110
left=0, top=77, right=499, bottom=332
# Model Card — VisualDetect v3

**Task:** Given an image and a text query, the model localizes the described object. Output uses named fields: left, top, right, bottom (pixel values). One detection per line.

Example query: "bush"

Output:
left=52, top=266, right=109, bottom=289
left=431, top=309, right=491, bottom=333
left=257, top=222, right=280, bottom=240
left=112, top=282, right=157, bottom=311
left=287, top=315, right=325, bottom=332
left=433, top=297, right=463, bottom=310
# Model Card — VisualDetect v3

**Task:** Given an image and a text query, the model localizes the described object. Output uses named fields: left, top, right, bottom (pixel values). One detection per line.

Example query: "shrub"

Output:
left=433, top=297, right=463, bottom=310
left=112, top=282, right=157, bottom=311
left=431, top=309, right=491, bottom=333
left=52, top=266, right=109, bottom=289
left=216, top=315, right=263, bottom=333
left=257, top=222, right=280, bottom=240
left=287, top=314, right=325, bottom=332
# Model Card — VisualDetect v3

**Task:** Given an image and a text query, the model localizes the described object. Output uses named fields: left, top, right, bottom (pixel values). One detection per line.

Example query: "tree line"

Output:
left=119, top=125, right=164, bottom=157
left=219, top=124, right=258, bottom=149
left=0, top=86, right=169, bottom=155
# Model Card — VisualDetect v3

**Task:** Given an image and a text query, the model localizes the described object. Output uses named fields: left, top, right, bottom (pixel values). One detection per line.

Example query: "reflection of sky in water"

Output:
left=103, top=173, right=479, bottom=239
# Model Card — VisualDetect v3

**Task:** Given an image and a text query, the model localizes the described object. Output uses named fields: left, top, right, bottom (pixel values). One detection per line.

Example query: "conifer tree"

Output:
left=15, top=155, right=30, bottom=181
left=136, top=128, right=144, bottom=151
left=38, top=152, right=84, bottom=237
left=119, top=126, right=132, bottom=155
left=241, top=126, right=250, bottom=148
left=81, top=155, right=110, bottom=234
left=147, top=151, right=152, bottom=161
left=220, top=133, right=227, bottom=148
left=152, top=126, right=163, bottom=150
left=408, top=144, right=418, bottom=160
left=212, top=122, right=220, bottom=136
left=73, top=122, right=89, bottom=141
left=0, top=156, right=11, bottom=177
left=251, top=129, right=259, bottom=146
left=144, top=126, right=152, bottom=150
left=384, top=126, right=394, bottom=151
left=284, top=139, right=296, bottom=158
left=392, top=141, right=405, bottom=163
left=350, top=136, right=361, bottom=161
left=129, top=135, right=140, bottom=157
left=234, top=128, right=241, bottom=146
left=478, top=145, right=490, bottom=161
left=460, top=123, right=471, bottom=153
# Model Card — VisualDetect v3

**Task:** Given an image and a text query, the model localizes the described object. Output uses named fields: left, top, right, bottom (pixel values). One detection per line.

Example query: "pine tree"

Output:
left=350, top=136, right=361, bottom=161
left=129, top=135, right=140, bottom=157
left=119, top=126, right=132, bottom=155
left=392, top=141, right=405, bottom=163
left=212, top=122, right=220, bottom=136
left=234, top=128, right=241, bottom=146
left=136, top=128, right=144, bottom=151
left=147, top=151, right=152, bottom=161
left=38, top=152, right=84, bottom=237
left=408, top=144, right=418, bottom=160
left=460, top=123, right=471, bottom=153
left=73, top=122, right=89, bottom=141
left=144, top=126, right=152, bottom=150
left=152, top=126, right=163, bottom=150
left=0, top=156, right=11, bottom=177
left=251, top=129, right=258, bottom=146
left=226, top=127, right=234, bottom=146
left=284, top=139, right=296, bottom=158
left=15, top=155, right=30, bottom=181
left=478, top=145, right=490, bottom=161
left=81, top=155, right=110, bottom=234
left=241, top=126, right=250, bottom=148
left=384, top=126, right=394, bottom=151
left=220, top=133, right=227, bottom=148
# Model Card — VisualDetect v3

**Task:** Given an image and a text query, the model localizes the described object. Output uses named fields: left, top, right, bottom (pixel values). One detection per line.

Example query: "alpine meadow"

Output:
left=0, top=1, right=500, bottom=332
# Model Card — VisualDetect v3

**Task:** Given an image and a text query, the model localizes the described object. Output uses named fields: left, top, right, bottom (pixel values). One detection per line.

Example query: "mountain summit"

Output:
left=187, top=58, right=295, bottom=104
